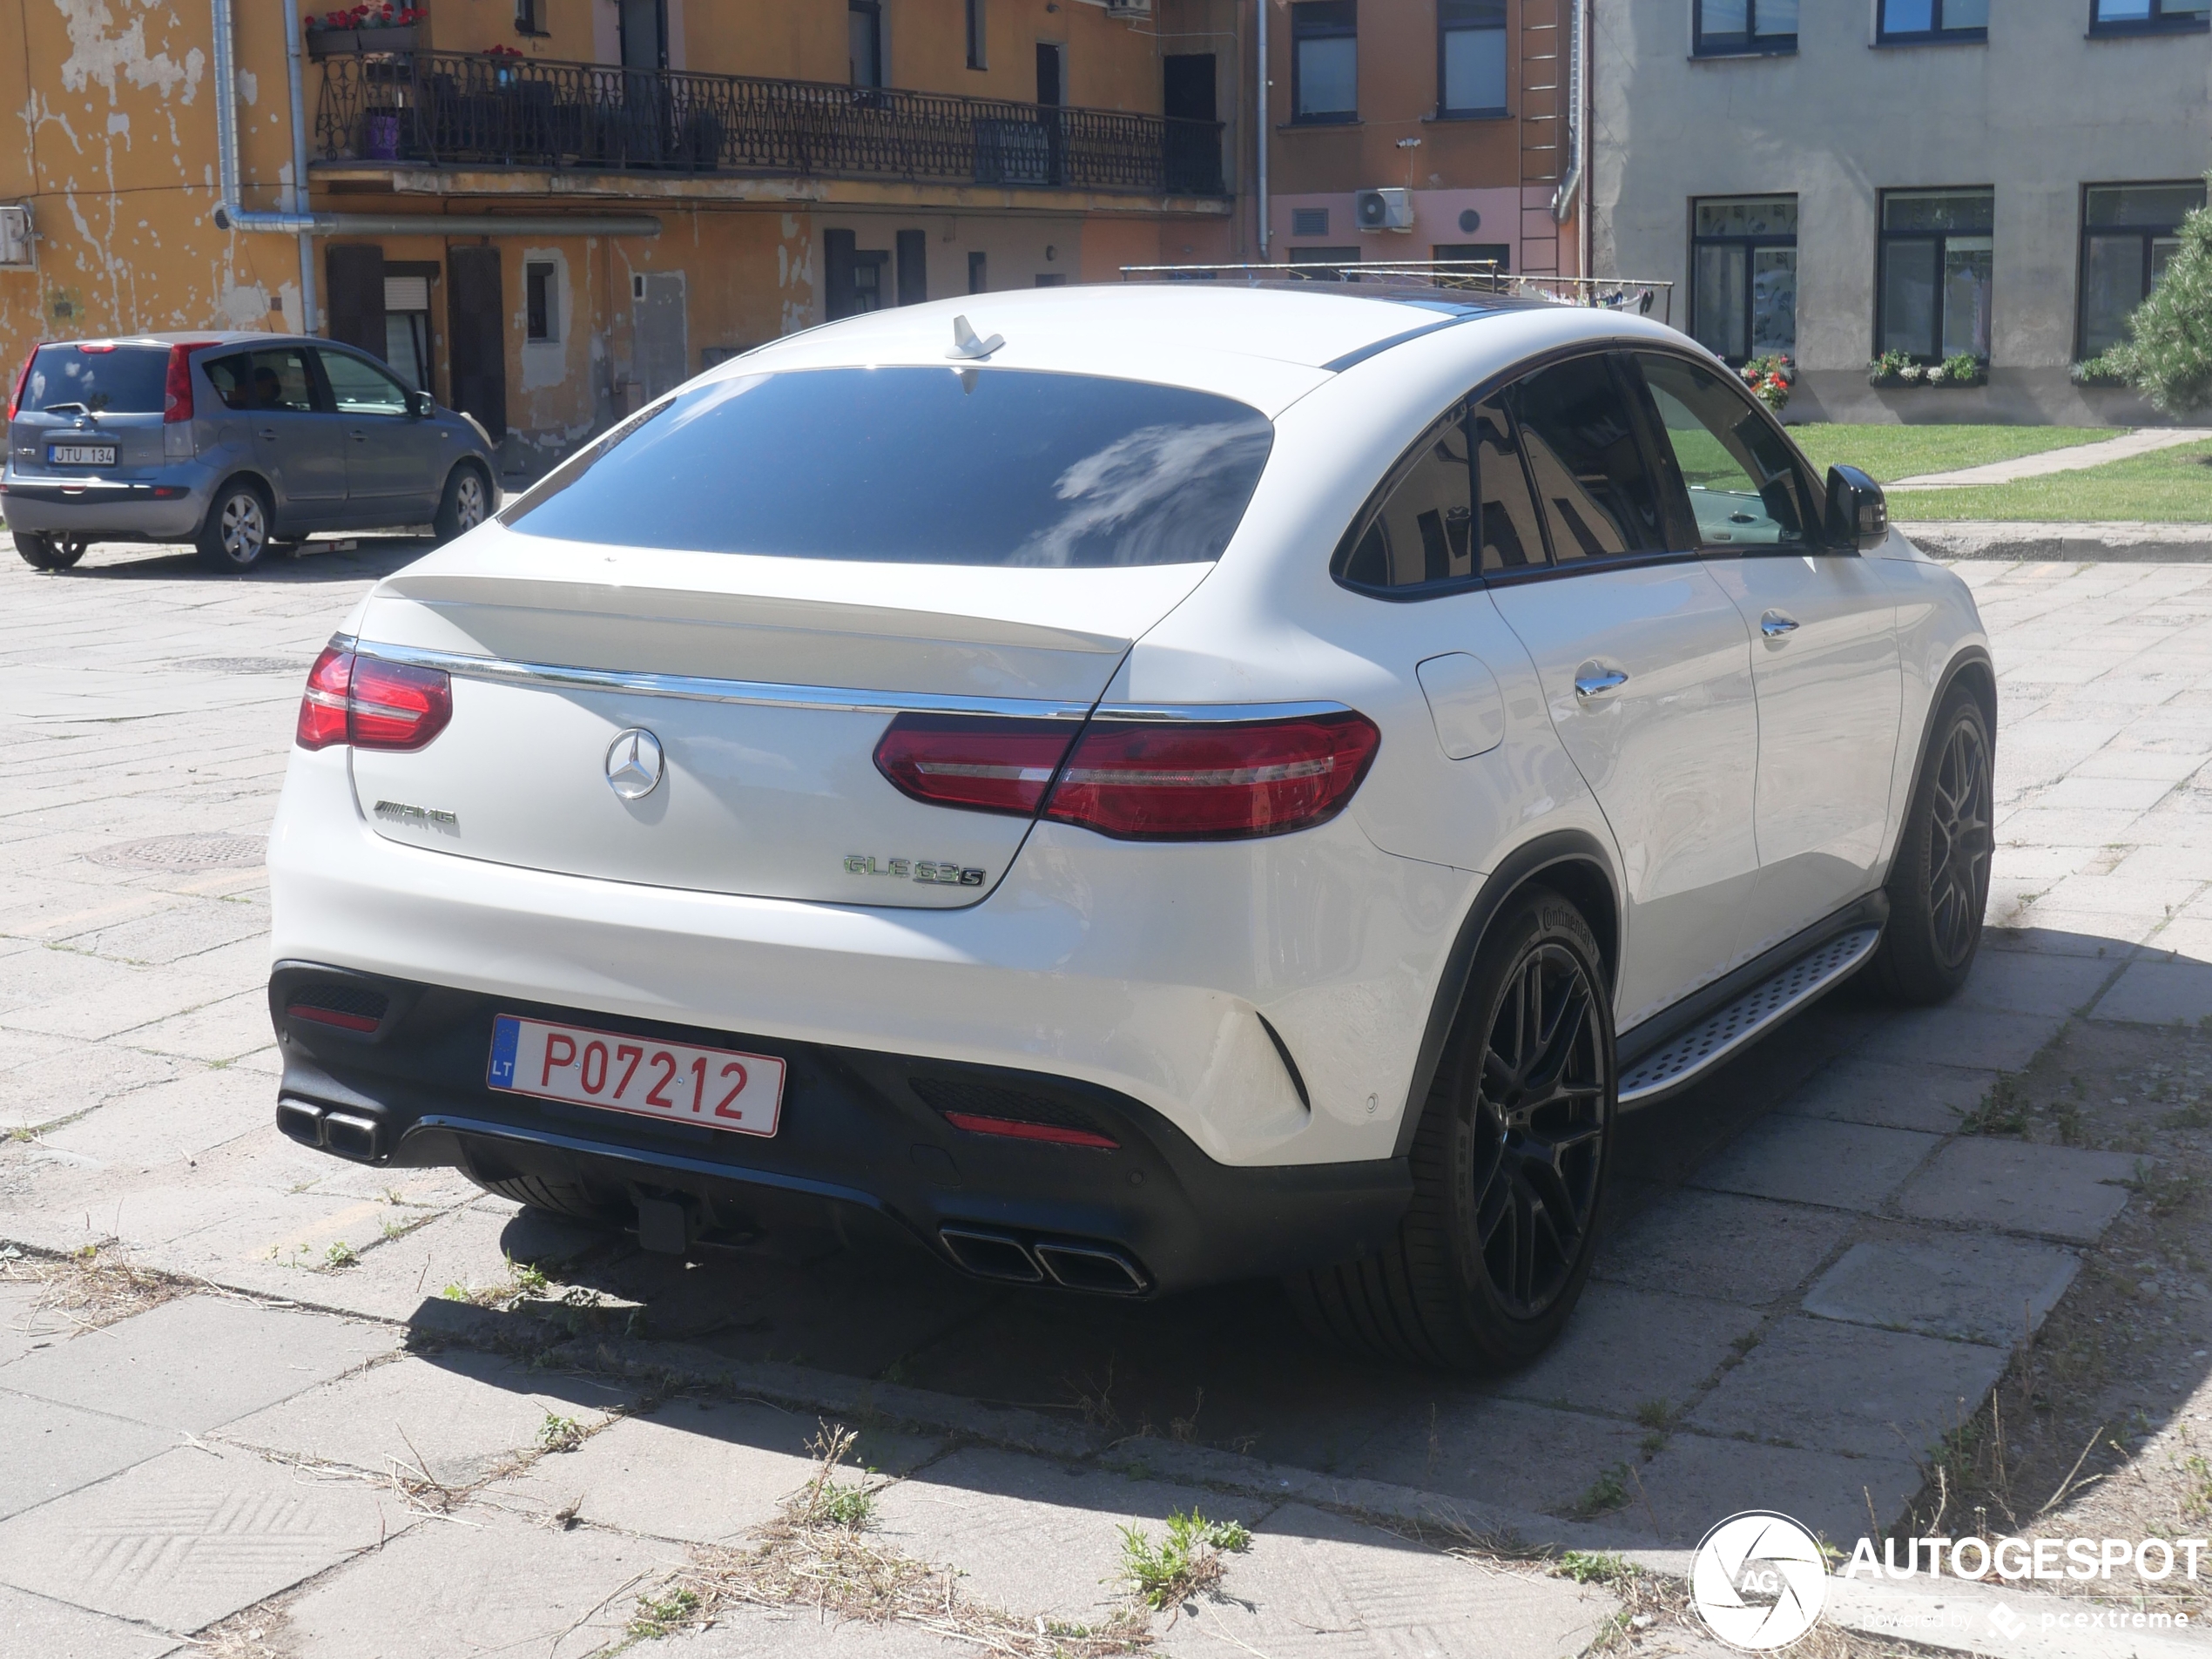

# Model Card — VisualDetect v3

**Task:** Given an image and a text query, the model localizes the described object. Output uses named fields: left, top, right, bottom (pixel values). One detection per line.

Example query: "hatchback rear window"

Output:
left=21, top=345, right=171, bottom=415
left=504, top=367, right=1275, bottom=567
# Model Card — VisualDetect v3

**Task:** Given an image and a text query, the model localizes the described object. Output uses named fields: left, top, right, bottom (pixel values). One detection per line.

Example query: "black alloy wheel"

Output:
left=1290, top=885, right=1615, bottom=1372
left=1870, top=685, right=1994, bottom=1005
left=12, top=531, right=86, bottom=570
left=1466, top=939, right=1608, bottom=1318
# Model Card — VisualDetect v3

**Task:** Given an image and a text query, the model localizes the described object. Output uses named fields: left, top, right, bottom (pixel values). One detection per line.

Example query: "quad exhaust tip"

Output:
left=939, top=1226, right=1150, bottom=1296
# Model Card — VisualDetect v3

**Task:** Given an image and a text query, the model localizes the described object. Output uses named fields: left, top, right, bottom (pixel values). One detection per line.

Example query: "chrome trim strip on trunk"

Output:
left=338, top=636, right=1352, bottom=726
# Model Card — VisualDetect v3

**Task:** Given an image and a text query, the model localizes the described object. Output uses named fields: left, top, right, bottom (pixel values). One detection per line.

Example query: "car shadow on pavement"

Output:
left=36, top=536, right=438, bottom=583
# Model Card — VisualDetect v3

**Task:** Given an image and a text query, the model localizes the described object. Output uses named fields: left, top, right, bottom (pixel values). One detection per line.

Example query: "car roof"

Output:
left=36, top=332, right=327, bottom=351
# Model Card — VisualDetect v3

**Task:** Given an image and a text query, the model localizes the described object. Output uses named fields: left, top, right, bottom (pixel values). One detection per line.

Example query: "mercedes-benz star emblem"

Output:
left=604, top=728, right=665, bottom=800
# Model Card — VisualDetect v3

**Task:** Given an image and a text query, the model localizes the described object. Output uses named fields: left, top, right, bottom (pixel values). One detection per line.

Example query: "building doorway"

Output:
left=447, top=245, right=507, bottom=440
left=633, top=271, right=688, bottom=401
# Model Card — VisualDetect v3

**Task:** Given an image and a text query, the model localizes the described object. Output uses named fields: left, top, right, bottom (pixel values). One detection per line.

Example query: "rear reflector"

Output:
left=1045, top=711, right=1381, bottom=840
left=873, top=714, right=1079, bottom=817
left=287, top=1003, right=381, bottom=1034
left=294, top=645, right=452, bottom=752
left=941, top=1112, right=1120, bottom=1150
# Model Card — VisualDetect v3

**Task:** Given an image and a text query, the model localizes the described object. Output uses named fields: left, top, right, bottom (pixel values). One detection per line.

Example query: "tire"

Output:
left=13, top=531, right=85, bottom=570
left=465, top=1170, right=629, bottom=1230
left=1868, top=685, right=1993, bottom=1005
left=1289, top=885, right=1615, bottom=1372
left=195, top=480, right=273, bottom=573
left=433, top=463, right=491, bottom=544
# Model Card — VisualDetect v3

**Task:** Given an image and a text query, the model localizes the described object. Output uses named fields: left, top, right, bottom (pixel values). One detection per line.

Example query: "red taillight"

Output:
left=5, top=343, right=36, bottom=421
left=1045, top=712, right=1381, bottom=840
left=287, top=1003, right=381, bottom=1033
left=874, top=714, right=1080, bottom=817
left=294, top=645, right=452, bottom=752
left=163, top=341, right=216, bottom=423
left=873, top=709, right=1381, bottom=840
left=348, top=655, right=452, bottom=750
left=296, top=645, right=352, bottom=750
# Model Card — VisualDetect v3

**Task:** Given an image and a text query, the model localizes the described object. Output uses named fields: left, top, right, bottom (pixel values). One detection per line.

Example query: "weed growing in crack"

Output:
left=627, top=1585, right=700, bottom=1639
left=323, top=1241, right=357, bottom=1270
left=509, top=1257, right=552, bottom=1297
left=1556, top=1550, right=1632, bottom=1585
left=1116, top=1510, right=1251, bottom=1611
left=538, top=1413, right=584, bottom=1453
left=1961, top=1074, right=2029, bottom=1136
left=1573, top=1463, right=1631, bottom=1518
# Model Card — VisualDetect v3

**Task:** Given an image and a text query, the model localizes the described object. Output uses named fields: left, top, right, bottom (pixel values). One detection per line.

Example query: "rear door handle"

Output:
left=1574, top=667, right=1630, bottom=698
left=347, top=428, right=368, bottom=443
left=1760, top=611, right=1800, bottom=637
left=256, top=428, right=279, bottom=442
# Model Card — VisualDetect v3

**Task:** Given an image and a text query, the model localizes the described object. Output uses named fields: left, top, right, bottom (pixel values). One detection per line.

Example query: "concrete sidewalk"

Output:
left=1890, top=427, right=2210, bottom=489
left=4, top=543, right=2212, bottom=1656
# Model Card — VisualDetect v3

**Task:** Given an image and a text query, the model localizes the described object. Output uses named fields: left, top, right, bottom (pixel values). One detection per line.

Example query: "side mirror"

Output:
left=408, top=390, right=435, bottom=418
left=1826, top=464, right=1887, bottom=552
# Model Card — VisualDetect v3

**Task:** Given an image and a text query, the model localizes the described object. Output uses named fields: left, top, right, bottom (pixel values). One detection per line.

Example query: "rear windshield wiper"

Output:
left=39, top=401, right=90, bottom=417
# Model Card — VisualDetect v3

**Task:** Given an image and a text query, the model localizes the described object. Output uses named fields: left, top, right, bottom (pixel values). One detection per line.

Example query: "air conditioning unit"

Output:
left=1354, top=188, right=1414, bottom=233
left=0, top=205, right=32, bottom=270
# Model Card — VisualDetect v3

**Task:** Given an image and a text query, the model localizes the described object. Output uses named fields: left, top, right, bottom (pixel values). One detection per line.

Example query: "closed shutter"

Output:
left=895, top=229, right=927, bottom=306
left=447, top=246, right=507, bottom=441
left=326, top=244, right=386, bottom=357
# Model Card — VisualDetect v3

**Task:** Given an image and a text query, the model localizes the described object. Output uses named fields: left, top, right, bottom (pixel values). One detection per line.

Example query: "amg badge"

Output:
left=846, top=855, right=987, bottom=887
left=374, top=799, right=458, bottom=833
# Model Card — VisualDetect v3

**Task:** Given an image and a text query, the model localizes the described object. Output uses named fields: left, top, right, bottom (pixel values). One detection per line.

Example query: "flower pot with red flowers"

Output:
left=305, top=4, right=425, bottom=57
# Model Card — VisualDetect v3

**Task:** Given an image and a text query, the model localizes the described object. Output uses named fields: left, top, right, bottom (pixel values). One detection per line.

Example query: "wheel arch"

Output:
left=1886, top=643, right=1996, bottom=873
left=1389, top=828, right=1622, bottom=1158
left=205, top=469, right=277, bottom=523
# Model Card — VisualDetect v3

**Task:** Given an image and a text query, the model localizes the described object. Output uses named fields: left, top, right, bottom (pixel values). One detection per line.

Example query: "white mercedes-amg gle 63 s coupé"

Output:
left=266, top=280, right=1993, bottom=1372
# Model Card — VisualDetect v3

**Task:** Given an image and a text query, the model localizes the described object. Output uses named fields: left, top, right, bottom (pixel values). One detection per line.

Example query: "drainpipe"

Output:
left=281, top=0, right=318, bottom=333
left=1254, top=0, right=1269, bottom=259
left=1550, top=0, right=1584, bottom=229
left=210, top=0, right=664, bottom=243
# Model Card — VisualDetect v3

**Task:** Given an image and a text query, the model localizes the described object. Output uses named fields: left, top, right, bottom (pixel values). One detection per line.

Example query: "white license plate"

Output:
left=486, top=1014, right=785, bottom=1137
left=48, top=444, right=117, bottom=467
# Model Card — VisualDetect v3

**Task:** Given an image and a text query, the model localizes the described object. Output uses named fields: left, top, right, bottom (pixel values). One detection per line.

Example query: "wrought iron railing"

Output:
left=315, top=51, right=1225, bottom=198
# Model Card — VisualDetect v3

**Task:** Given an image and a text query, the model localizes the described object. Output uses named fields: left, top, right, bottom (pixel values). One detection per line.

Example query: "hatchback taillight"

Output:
left=873, top=709, right=1380, bottom=841
left=163, top=341, right=216, bottom=423
left=295, top=645, right=452, bottom=752
left=4, top=343, right=35, bottom=422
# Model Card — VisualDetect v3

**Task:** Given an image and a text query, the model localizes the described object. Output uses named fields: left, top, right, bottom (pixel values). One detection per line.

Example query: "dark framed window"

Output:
left=848, top=0, right=883, bottom=87
left=1690, top=196, right=1797, bottom=364
left=2080, top=181, right=2206, bottom=358
left=965, top=0, right=985, bottom=69
left=1876, top=0, right=1987, bottom=42
left=524, top=262, right=557, bottom=342
left=514, top=0, right=549, bottom=36
left=2091, top=0, right=2210, bottom=35
left=1693, top=0, right=1798, bottom=56
left=1878, top=188, right=1994, bottom=362
left=1438, top=0, right=1507, bottom=116
left=1291, top=1, right=1358, bottom=123
left=968, top=250, right=988, bottom=293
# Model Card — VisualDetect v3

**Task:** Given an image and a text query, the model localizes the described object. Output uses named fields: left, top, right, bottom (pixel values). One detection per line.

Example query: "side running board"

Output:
left=1617, top=926, right=1882, bottom=1108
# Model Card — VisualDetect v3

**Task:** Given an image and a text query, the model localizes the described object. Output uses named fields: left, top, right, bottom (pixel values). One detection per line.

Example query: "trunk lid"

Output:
left=346, top=527, right=1210, bottom=907
left=10, top=345, right=173, bottom=476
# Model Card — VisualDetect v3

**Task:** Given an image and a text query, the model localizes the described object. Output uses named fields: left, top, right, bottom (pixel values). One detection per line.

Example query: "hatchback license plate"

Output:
left=487, top=1014, right=785, bottom=1137
left=49, top=443, right=117, bottom=467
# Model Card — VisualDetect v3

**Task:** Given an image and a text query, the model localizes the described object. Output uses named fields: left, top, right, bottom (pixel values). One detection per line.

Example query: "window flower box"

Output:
left=305, top=7, right=424, bottom=57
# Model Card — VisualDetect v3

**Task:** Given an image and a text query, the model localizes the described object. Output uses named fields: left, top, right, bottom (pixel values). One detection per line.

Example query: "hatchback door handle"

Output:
left=1761, top=611, right=1800, bottom=637
left=256, top=428, right=278, bottom=441
left=1574, top=667, right=1629, bottom=698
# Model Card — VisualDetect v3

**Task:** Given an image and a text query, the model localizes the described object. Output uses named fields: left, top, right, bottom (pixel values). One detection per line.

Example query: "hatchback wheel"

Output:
left=1290, top=885, right=1615, bottom=1372
left=1869, top=685, right=1993, bottom=1005
left=434, top=464, right=490, bottom=543
left=13, top=531, right=87, bottom=570
left=196, top=482, right=273, bottom=573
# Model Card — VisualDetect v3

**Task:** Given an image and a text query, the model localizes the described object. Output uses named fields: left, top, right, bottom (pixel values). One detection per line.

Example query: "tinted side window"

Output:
left=1339, top=409, right=1475, bottom=590
left=206, top=348, right=318, bottom=414
left=1635, top=352, right=1817, bottom=549
left=1470, top=395, right=1548, bottom=573
left=1511, top=355, right=1666, bottom=561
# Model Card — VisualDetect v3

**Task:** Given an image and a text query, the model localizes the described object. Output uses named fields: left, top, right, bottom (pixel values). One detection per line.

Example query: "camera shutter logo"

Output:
left=605, top=728, right=664, bottom=800
left=1690, top=1512, right=1827, bottom=1650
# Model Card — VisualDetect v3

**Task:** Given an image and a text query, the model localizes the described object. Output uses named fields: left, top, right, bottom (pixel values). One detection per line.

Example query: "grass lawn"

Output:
left=1786, top=422, right=2113, bottom=483
left=1887, top=438, right=2212, bottom=523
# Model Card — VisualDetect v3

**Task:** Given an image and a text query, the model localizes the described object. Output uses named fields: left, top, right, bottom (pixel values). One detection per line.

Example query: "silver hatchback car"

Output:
left=3, top=332, right=499, bottom=573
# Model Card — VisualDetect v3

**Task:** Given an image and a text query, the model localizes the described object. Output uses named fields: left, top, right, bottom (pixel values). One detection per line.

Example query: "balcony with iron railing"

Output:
left=313, top=51, right=1227, bottom=199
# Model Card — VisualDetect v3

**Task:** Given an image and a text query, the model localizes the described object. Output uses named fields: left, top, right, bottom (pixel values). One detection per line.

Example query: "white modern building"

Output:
left=1591, top=0, right=2209, bottom=422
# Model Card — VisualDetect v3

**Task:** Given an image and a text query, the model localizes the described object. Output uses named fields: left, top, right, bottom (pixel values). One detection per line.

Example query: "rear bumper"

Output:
left=1, top=473, right=209, bottom=538
left=270, top=961, right=1412, bottom=1294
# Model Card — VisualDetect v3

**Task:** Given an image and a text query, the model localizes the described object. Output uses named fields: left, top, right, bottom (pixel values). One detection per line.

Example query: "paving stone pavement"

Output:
left=4, top=543, right=2212, bottom=1655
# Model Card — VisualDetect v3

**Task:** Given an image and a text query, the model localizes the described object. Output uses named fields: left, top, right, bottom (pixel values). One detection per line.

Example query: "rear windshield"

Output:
left=503, top=367, right=1275, bottom=567
left=21, top=345, right=170, bottom=415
